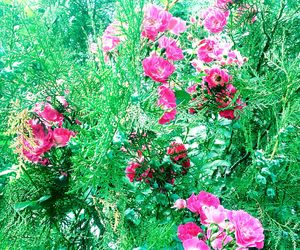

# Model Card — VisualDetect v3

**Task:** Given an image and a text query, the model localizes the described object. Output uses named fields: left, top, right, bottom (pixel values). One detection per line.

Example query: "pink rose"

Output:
left=219, top=109, right=235, bottom=119
left=34, top=102, right=64, bottom=126
left=177, top=222, right=202, bottom=242
left=142, top=54, right=175, bottom=83
left=187, top=191, right=220, bottom=222
left=22, top=120, right=54, bottom=163
left=183, top=238, right=210, bottom=250
left=102, top=21, right=123, bottom=52
left=157, top=85, right=176, bottom=109
left=215, top=0, right=232, bottom=7
left=53, top=128, right=75, bottom=147
left=209, top=231, right=233, bottom=249
left=204, top=67, right=230, bottom=89
left=197, top=38, right=218, bottom=63
left=158, top=109, right=177, bottom=124
left=158, top=36, right=184, bottom=61
left=125, top=162, right=141, bottom=182
left=168, top=17, right=186, bottom=35
left=172, top=199, right=187, bottom=209
left=203, top=7, right=229, bottom=33
left=228, top=210, right=264, bottom=249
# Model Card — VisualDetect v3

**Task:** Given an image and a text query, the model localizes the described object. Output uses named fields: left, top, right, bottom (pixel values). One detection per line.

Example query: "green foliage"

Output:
left=0, top=0, right=299, bottom=249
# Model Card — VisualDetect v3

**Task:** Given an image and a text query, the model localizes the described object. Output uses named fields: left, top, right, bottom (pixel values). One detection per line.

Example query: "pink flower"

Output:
left=187, top=191, right=220, bottom=222
left=158, top=36, right=184, bottom=61
left=158, top=109, right=177, bottom=124
left=202, top=7, right=229, bottom=33
left=215, top=0, right=232, bottom=7
left=53, top=128, right=75, bottom=147
left=172, top=199, right=187, bottom=209
left=183, top=238, right=210, bottom=250
left=34, top=102, right=64, bottom=126
left=177, top=222, right=202, bottom=242
left=125, top=162, right=141, bottom=182
left=219, top=109, right=235, bottom=119
left=142, top=54, right=175, bottom=83
left=22, top=120, right=54, bottom=163
left=204, top=67, right=230, bottom=88
left=197, top=38, right=218, bottom=63
left=228, top=210, right=264, bottom=249
left=167, top=142, right=188, bottom=162
left=210, top=231, right=233, bottom=249
left=56, top=96, right=68, bottom=108
left=168, top=17, right=186, bottom=35
left=142, top=4, right=172, bottom=41
left=157, top=85, right=176, bottom=109
left=102, top=21, right=123, bottom=52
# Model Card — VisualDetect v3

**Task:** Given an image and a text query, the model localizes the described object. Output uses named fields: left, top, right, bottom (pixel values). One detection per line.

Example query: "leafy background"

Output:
left=0, top=0, right=299, bottom=249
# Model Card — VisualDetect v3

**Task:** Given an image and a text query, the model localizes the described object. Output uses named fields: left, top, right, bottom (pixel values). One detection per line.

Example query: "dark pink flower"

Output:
left=158, top=36, right=184, bottom=61
left=187, top=191, right=220, bottom=222
left=142, top=54, right=175, bottom=83
left=125, top=162, right=141, bottom=182
left=177, top=222, right=202, bottom=242
left=53, top=128, right=75, bottom=147
left=197, top=38, right=218, bottom=63
left=183, top=238, right=210, bottom=250
left=204, top=67, right=230, bottom=88
left=228, top=210, right=264, bottom=249
left=22, top=120, right=54, bottom=163
left=158, top=109, right=177, bottom=124
left=34, top=102, right=64, bottom=126
left=167, top=142, right=188, bottom=162
left=215, top=0, right=232, bottom=7
left=219, top=109, right=235, bottom=119
left=203, top=7, right=229, bottom=33
left=157, top=85, right=176, bottom=109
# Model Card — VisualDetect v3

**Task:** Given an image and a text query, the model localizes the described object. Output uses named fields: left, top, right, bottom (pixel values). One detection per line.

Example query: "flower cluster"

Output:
left=19, top=97, right=75, bottom=165
left=175, top=191, right=264, bottom=250
left=141, top=4, right=186, bottom=124
left=123, top=132, right=190, bottom=189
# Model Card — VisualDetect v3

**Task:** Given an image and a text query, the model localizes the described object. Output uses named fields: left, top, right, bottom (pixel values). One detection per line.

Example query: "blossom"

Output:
left=102, top=21, right=123, bottom=52
left=158, top=36, right=184, bottom=61
left=177, top=222, right=202, bottom=242
left=158, top=109, right=177, bottom=124
left=204, top=67, right=230, bottom=89
left=125, top=162, right=141, bottom=182
left=197, top=38, right=218, bottom=63
left=228, top=210, right=264, bottom=249
left=34, top=102, right=64, bottom=126
left=215, top=0, right=232, bottom=7
left=56, top=96, right=68, bottom=108
left=167, top=142, right=188, bottom=162
left=202, top=7, right=229, bottom=33
left=22, top=120, right=54, bottom=163
left=53, top=128, right=75, bottom=147
left=187, top=191, right=220, bottom=222
left=172, top=199, right=187, bottom=209
left=209, top=231, right=233, bottom=249
left=168, top=17, right=186, bottom=35
left=219, top=109, right=235, bottom=119
left=142, top=4, right=172, bottom=41
left=142, top=54, right=175, bottom=83
left=182, top=238, right=210, bottom=250
left=157, top=85, right=176, bottom=109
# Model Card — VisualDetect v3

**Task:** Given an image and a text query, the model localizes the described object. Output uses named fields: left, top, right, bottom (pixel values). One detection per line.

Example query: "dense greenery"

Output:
left=0, top=0, right=299, bottom=249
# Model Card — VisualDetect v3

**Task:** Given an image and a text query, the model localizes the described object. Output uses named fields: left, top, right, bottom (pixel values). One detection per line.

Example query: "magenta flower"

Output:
left=158, top=36, right=184, bottom=61
left=22, top=120, right=54, bottom=163
left=203, top=7, right=229, bottom=33
left=34, top=102, right=64, bottom=126
left=158, top=109, right=177, bottom=125
left=53, top=128, right=75, bottom=147
left=142, top=54, right=175, bottom=83
left=197, top=38, right=218, bottom=63
left=157, top=85, right=176, bottom=109
left=125, top=162, right=141, bottom=182
left=182, top=238, right=210, bottom=250
left=187, top=191, right=220, bottom=223
left=142, top=4, right=172, bottom=41
left=177, top=222, right=203, bottom=242
left=204, top=67, right=230, bottom=89
left=228, top=210, right=264, bottom=249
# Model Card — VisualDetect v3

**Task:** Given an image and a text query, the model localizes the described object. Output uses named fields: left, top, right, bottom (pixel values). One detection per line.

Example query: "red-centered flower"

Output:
left=228, top=210, right=264, bottom=249
left=177, top=222, right=203, bottom=242
left=142, top=54, right=175, bottom=83
left=158, top=36, right=184, bottom=61
left=34, top=102, right=64, bottom=126
left=53, top=128, right=75, bottom=147
left=22, top=119, right=54, bottom=163
left=202, top=7, right=229, bottom=33
left=204, top=67, right=230, bottom=88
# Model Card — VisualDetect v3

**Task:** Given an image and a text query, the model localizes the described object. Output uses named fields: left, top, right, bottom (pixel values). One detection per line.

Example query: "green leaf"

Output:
left=37, top=195, right=51, bottom=203
left=175, top=90, right=191, bottom=105
left=14, top=201, right=39, bottom=212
